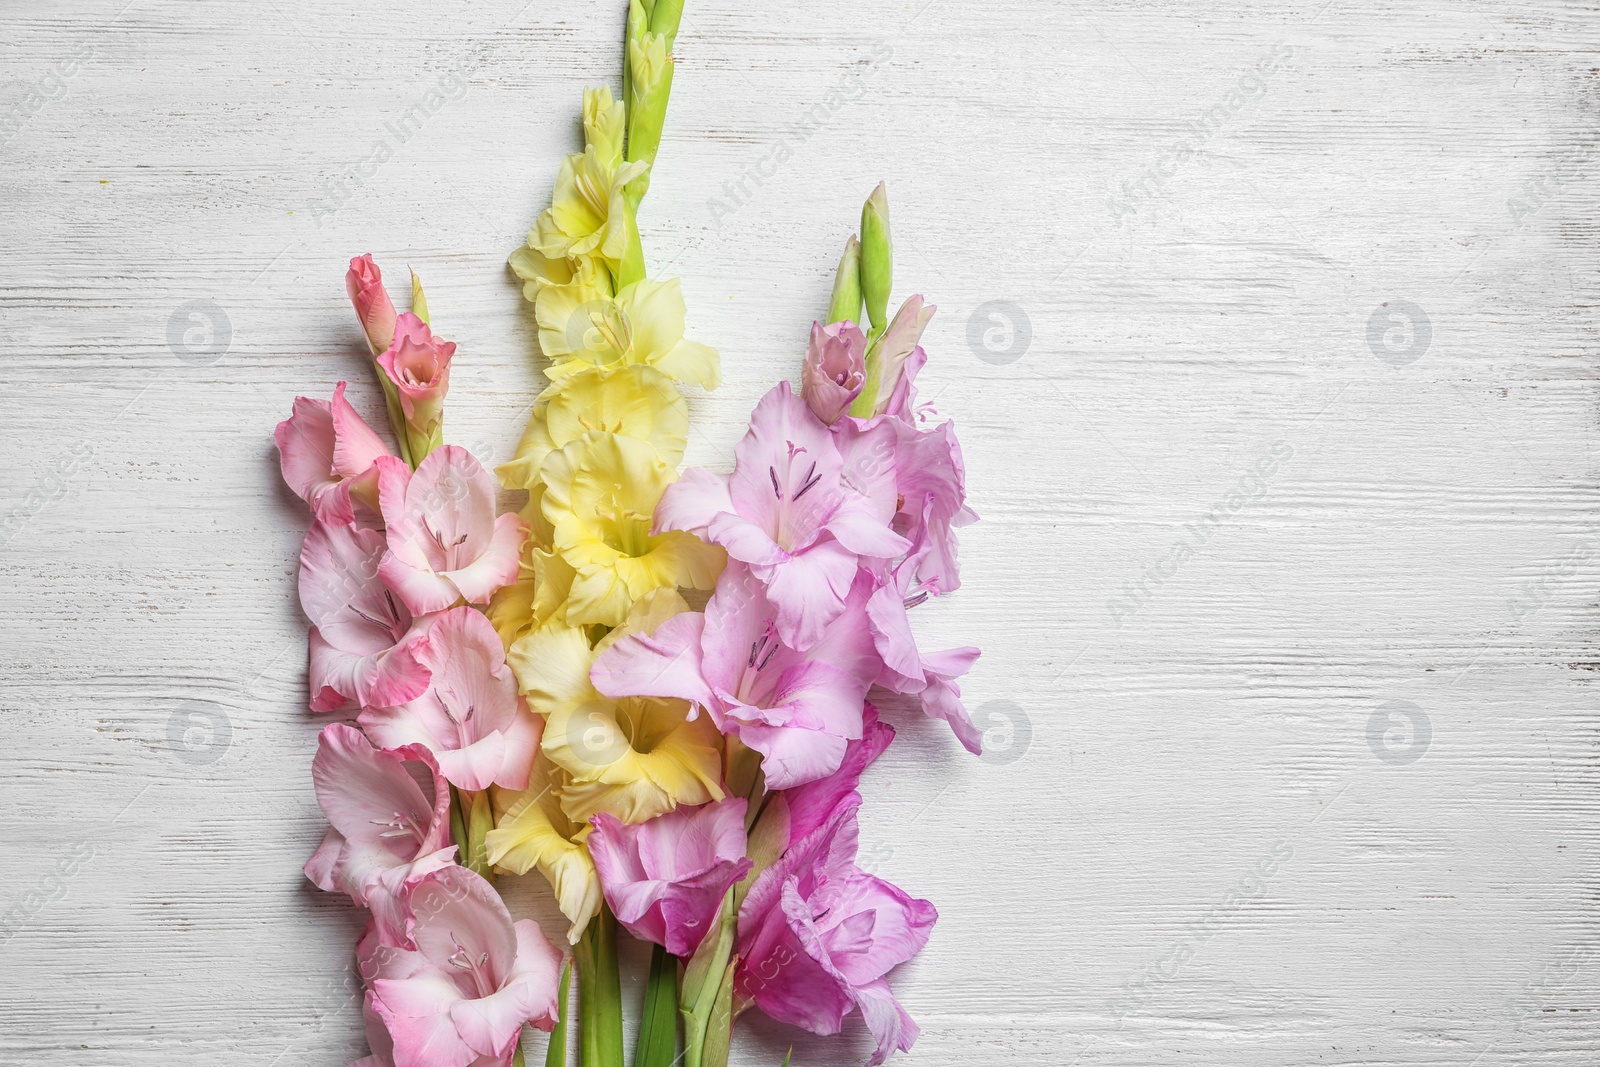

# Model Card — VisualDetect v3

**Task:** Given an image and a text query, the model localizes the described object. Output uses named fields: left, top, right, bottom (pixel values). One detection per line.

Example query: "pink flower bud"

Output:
left=801, top=320, right=866, bottom=425
left=346, top=254, right=398, bottom=354
left=377, top=313, right=455, bottom=423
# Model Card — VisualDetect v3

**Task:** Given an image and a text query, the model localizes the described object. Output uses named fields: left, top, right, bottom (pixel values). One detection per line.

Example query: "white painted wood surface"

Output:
left=2, top=0, right=1597, bottom=1063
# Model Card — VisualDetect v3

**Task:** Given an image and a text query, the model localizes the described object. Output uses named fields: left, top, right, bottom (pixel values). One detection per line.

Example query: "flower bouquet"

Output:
left=274, top=4, right=980, bottom=1065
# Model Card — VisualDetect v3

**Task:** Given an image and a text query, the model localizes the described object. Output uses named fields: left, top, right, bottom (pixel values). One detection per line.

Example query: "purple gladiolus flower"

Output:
left=735, top=793, right=936, bottom=1066
left=588, top=797, right=754, bottom=958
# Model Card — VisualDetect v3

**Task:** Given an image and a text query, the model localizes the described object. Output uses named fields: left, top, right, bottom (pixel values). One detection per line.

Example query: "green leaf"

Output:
left=634, top=942, right=680, bottom=1067
left=576, top=907, right=625, bottom=1067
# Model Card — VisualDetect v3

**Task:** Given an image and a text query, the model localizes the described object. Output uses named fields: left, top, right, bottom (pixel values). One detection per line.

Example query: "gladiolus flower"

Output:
left=298, top=518, right=432, bottom=712
left=303, top=724, right=456, bottom=941
left=583, top=85, right=626, bottom=168
left=275, top=382, right=394, bottom=526
left=773, top=704, right=895, bottom=847
left=496, top=365, right=689, bottom=492
left=347, top=254, right=399, bottom=355
left=537, top=432, right=723, bottom=628
left=534, top=145, right=647, bottom=270
left=508, top=588, right=725, bottom=823
left=536, top=275, right=721, bottom=390
left=366, top=865, right=563, bottom=1067
left=865, top=551, right=981, bottom=753
left=654, top=382, right=907, bottom=650
left=360, top=607, right=541, bottom=792
left=377, top=446, right=527, bottom=615
left=591, top=563, right=880, bottom=789
left=485, top=760, right=603, bottom=944
left=377, top=313, right=457, bottom=460
left=735, top=794, right=936, bottom=1067
left=588, top=798, right=753, bottom=958
left=860, top=295, right=935, bottom=420
left=801, top=320, right=866, bottom=425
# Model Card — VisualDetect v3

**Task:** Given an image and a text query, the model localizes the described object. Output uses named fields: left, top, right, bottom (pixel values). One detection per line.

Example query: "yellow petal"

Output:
left=543, top=365, right=688, bottom=467
left=487, top=766, right=602, bottom=944
left=508, top=620, right=596, bottom=719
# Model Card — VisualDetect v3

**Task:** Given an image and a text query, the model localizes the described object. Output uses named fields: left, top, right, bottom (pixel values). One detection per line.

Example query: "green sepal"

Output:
left=410, top=269, right=431, bottom=326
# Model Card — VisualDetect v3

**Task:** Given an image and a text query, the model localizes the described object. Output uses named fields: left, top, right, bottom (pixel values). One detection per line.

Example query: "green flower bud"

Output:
left=626, top=31, right=674, bottom=180
left=859, top=181, right=892, bottom=330
left=827, top=235, right=863, bottom=325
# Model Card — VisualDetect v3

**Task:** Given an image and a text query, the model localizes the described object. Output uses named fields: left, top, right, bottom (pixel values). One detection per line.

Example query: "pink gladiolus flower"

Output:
left=360, top=607, right=540, bottom=792
left=378, top=313, right=456, bottom=422
left=801, top=320, right=866, bottom=425
left=885, top=418, right=976, bottom=596
left=350, top=992, right=511, bottom=1067
left=867, top=295, right=935, bottom=419
left=364, top=866, right=563, bottom=1067
left=275, top=382, right=395, bottom=526
left=592, top=562, right=879, bottom=789
left=776, top=703, right=895, bottom=846
left=735, top=793, right=936, bottom=1067
left=348, top=254, right=400, bottom=355
left=588, top=798, right=754, bottom=958
left=654, top=382, right=908, bottom=650
left=377, top=446, right=526, bottom=615
left=298, top=518, right=432, bottom=712
left=303, top=724, right=457, bottom=939
left=865, top=551, right=981, bottom=754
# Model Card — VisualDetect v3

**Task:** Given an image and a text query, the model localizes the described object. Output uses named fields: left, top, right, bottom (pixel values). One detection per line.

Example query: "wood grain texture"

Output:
left=2, top=0, right=1598, bottom=1064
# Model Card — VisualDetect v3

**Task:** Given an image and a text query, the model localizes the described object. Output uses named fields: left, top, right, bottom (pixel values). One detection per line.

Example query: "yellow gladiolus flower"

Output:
left=507, top=588, right=725, bottom=825
left=486, top=544, right=579, bottom=647
left=534, top=146, right=646, bottom=272
left=487, top=765, right=603, bottom=944
left=498, top=365, right=689, bottom=491
left=583, top=85, right=626, bottom=168
left=508, top=243, right=612, bottom=305
left=539, top=431, right=724, bottom=627
left=536, top=274, right=721, bottom=390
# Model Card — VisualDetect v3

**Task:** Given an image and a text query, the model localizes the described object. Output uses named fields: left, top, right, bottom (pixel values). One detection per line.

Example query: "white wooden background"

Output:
left=3, top=0, right=1598, bottom=1064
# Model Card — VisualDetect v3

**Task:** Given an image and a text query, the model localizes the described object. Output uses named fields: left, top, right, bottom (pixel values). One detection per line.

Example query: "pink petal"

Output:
left=852, top=978, right=921, bottom=1067
left=275, top=394, right=337, bottom=505
left=734, top=721, right=849, bottom=790
left=589, top=611, right=712, bottom=708
left=407, top=866, right=519, bottom=983
left=782, top=705, right=895, bottom=844
left=702, top=511, right=786, bottom=567
left=329, top=381, right=395, bottom=477
left=371, top=971, right=477, bottom=1067
left=727, top=382, right=845, bottom=551
left=306, top=627, right=432, bottom=713
left=755, top=539, right=860, bottom=651
left=445, top=512, right=526, bottom=605
left=311, top=723, right=449, bottom=861
left=652, top=466, right=734, bottom=537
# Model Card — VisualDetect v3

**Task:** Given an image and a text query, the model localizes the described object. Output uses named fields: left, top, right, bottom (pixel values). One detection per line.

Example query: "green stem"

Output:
left=635, top=942, right=680, bottom=1067
left=462, top=788, right=494, bottom=879
left=576, top=906, right=625, bottom=1067
left=449, top=788, right=468, bottom=864
left=545, top=961, right=572, bottom=1067
left=616, top=203, right=648, bottom=290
